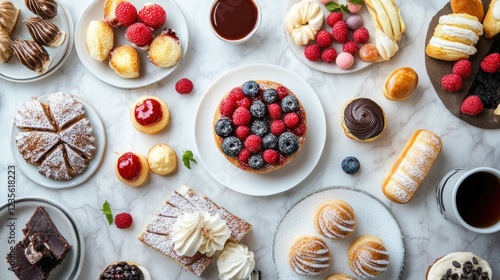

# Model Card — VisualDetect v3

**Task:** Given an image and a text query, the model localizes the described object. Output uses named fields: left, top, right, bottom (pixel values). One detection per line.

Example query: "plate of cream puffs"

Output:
left=74, top=0, right=188, bottom=89
left=272, top=186, right=405, bottom=279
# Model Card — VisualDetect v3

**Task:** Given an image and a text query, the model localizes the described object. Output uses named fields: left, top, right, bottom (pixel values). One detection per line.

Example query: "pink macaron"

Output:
left=336, top=52, right=355, bottom=70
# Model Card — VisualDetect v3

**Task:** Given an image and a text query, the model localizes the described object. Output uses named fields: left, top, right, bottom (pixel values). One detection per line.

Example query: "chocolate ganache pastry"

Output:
left=25, top=0, right=58, bottom=20
left=24, top=16, right=66, bottom=47
left=0, top=30, right=12, bottom=63
left=11, top=39, right=51, bottom=73
left=0, top=1, right=20, bottom=35
left=341, top=98, right=386, bottom=142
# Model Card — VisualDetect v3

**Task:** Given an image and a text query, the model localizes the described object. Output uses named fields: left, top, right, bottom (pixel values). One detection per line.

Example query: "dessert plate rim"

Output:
left=0, top=196, right=85, bottom=280
left=10, top=92, right=106, bottom=189
left=194, top=63, right=327, bottom=196
left=74, top=0, right=189, bottom=89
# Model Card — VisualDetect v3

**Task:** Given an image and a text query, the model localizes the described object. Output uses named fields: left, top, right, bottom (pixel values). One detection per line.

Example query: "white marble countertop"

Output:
left=1, top=0, right=499, bottom=279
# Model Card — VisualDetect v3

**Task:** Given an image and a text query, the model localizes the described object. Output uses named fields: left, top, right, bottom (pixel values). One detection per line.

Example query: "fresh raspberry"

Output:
left=352, top=27, right=369, bottom=44
left=316, top=30, right=333, bottom=48
left=125, top=22, right=154, bottom=48
left=236, top=97, right=252, bottom=109
left=460, top=95, right=484, bottom=115
left=321, top=48, right=338, bottom=63
left=262, top=149, right=279, bottom=164
left=452, top=59, right=472, bottom=78
left=268, top=103, right=282, bottom=119
left=441, top=73, right=463, bottom=92
left=284, top=112, right=300, bottom=128
left=219, top=97, right=237, bottom=117
left=293, top=123, right=307, bottom=137
left=138, top=3, right=166, bottom=29
left=229, top=87, right=245, bottom=100
left=232, top=107, right=251, bottom=126
left=244, top=135, right=262, bottom=153
left=235, top=126, right=250, bottom=140
left=332, top=21, right=349, bottom=43
left=115, top=212, right=133, bottom=229
left=270, top=120, right=286, bottom=136
left=327, top=12, right=343, bottom=27
left=175, top=78, right=193, bottom=94
left=238, top=149, right=252, bottom=162
left=276, top=86, right=289, bottom=100
left=304, top=44, right=321, bottom=61
left=115, top=2, right=138, bottom=26
left=480, top=52, right=500, bottom=73
left=342, top=41, right=359, bottom=55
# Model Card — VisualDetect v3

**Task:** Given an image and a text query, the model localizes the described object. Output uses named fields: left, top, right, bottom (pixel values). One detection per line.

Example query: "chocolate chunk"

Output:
left=463, top=261, right=473, bottom=274
left=473, top=257, right=478, bottom=265
left=451, top=273, right=459, bottom=280
left=453, top=261, right=461, bottom=268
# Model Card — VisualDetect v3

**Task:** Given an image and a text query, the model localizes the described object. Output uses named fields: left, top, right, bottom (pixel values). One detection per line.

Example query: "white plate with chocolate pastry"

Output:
left=194, top=64, right=326, bottom=196
left=74, top=0, right=189, bottom=89
left=0, top=0, right=73, bottom=82
left=272, top=186, right=406, bottom=279
left=10, top=92, right=106, bottom=189
left=0, top=197, right=84, bottom=280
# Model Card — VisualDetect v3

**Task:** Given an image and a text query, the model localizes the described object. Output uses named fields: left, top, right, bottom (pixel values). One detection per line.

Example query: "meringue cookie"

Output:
left=285, top=0, right=323, bottom=46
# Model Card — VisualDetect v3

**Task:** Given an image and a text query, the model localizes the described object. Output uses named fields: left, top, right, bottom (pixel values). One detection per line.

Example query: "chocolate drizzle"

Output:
left=0, top=29, right=12, bottom=63
left=24, top=0, right=58, bottom=20
left=11, top=39, right=51, bottom=73
left=23, top=16, right=65, bottom=47
left=343, top=98, right=385, bottom=140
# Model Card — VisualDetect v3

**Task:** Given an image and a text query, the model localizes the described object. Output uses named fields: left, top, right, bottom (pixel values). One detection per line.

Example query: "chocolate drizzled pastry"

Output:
left=0, top=1, right=21, bottom=35
left=25, top=0, right=58, bottom=20
left=342, top=98, right=385, bottom=141
left=0, top=29, right=12, bottom=63
left=11, top=39, right=51, bottom=73
left=24, top=16, right=66, bottom=47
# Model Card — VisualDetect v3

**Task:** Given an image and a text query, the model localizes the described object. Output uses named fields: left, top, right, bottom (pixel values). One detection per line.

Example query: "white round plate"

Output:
left=0, top=0, right=73, bottom=82
left=74, top=0, right=189, bottom=89
left=194, top=64, right=327, bottom=196
left=273, top=186, right=406, bottom=279
left=284, top=0, right=374, bottom=74
left=0, top=197, right=84, bottom=280
left=10, top=93, right=106, bottom=189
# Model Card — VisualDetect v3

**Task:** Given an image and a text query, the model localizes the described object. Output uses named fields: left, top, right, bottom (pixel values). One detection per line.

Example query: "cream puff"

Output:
left=326, top=273, right=357, bottom=280
left=147, top=143, right=177, bottom=175
left=383, top=67, right=419, bottom=101
left=314, top=199, right=356, bottom=239
left=341, top=98, right=386, bottom=142
left=288, top=235, right=331, bottom=276
left=99, top=261, right=151, bottom=280
left=348, top=235, right=390, bottom=279
left=115, top=151, right=149, bottom=187
left=129, top=96, right=170, bottom=134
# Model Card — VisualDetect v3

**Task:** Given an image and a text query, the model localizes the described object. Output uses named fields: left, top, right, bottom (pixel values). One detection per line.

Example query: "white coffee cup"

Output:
left=436, top=167, right=500, bottom=234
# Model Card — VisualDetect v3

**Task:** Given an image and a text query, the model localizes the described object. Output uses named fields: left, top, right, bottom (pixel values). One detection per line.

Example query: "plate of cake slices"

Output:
left=425, top=0, right=500, bottom=129
left=0, top=0, right=73, bottom=82
left=194, top=64, right=326, bottom=196
left=0, top=197, right=84, bottom=280
left=10, top=92, right=106, bottom=189
left=272, top=186, right=406, bottom=279
left=74, top=0, right=189, bottom=89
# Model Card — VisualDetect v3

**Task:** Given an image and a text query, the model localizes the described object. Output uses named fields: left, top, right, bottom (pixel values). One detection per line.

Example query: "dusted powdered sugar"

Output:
left=59, top=118, right=96, bottom=158
left=64, top=144, right=88, bottom=176
left=15, top=131, right=59, bottom=164
left=47, top=92, right=85, bottom=130
left=317, top=201, right=356, bottom=239
left=391, top=170, right=418, bottom=193
left=14, top=97, right=55, bottom=131
left=289, top=236, right=331, bottom=276
left=38, top=144, right=71, bottom=180
left=350, top=241, right=390, bottom=278
left=385, top=182, right=411, bottom=203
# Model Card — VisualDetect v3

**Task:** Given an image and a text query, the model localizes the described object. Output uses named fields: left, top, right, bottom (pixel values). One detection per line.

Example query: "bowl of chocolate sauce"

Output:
left=209, top=0, right=261, bottom=44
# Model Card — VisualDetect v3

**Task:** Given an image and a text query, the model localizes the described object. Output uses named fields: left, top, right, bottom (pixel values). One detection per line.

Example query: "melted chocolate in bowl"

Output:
left=210, top=0, right=259, bottom=41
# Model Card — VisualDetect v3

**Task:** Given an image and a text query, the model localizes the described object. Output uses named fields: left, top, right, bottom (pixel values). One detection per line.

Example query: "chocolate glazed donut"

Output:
left=342, top=98, right=385, bottom=141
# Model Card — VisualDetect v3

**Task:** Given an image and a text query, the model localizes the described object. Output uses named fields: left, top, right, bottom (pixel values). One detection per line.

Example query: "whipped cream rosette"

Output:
left=217, top=242, right=256, bottom=280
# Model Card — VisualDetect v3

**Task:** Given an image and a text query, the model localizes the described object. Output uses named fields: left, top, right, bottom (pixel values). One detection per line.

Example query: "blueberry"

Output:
left=263, top=89, right=278, bottom=103
left=248, top=154, right=265, bottom=169
left=341, top=156, right=360, bottom=174
left=214, top=118, right=233, bottom=137
left=262, top=133, right=278, bottom=149
left=278, top=132, right=299, bottom=156
left=250, top=100, right=266, bottom=119
left=251, top=120, right=269, bottom=137
left=221, top=136, right=242, bottom=157
left=242, top=80, right=260, bottom=97
left=281, top=95, right=299, bottom=112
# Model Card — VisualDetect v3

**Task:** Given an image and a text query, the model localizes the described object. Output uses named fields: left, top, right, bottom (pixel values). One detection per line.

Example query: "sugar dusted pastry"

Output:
left=0, top=29, right=12, bottom=63
left=25, top=0, right=58, bottom=20
left=86, top=20, right=114, bottom=63
left=285, top=0, right=323, bottom=46
left=130, top=95, right=170, bottom=134
left=348, top=235, right=390, bottom=279
left=425, top=252, right=492, bottom=280
left=109, top=45, right=140, bottom=78
left=217, top=242, right=255, bottom=280
left=326, top=273, right=357, bottom=280
left=484, top=0, right=500, bottom=38
left=24, top=16, right=66, bottom=47
left=314, top=199, right=356, bottom=239
left=115, top=151, right=149, bottom=187
left=148, top=29, right=182, bottom=68
left=0, top=1, right=20, bottom=35
left=147, top=143, right=177, bottom=175
left=11, top=39, right=51, bottom=73
left=47, top=91, right=85, bottom=130
left=288, top=235, right=331, bottom=276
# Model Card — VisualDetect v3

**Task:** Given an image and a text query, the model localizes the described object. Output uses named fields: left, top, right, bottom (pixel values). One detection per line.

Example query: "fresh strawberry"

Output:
left=115, top=2, right=138, bottom=26
left=332, top=21, right=349, bottom=43
left=480, top=52, right=500, bottom=73
left=316, top=30, right=333, bottom=48
left=304, top=44, right=321, bottom=61
left=115, top=212, right=133, bottom=229
left=460, top=95, right=484, bottom=115
left=441, top=73, right=463, bottom=92
left=138, top=3, right=166, bottom=29
left=175, top=78, right=193, bottom=94
left=452, top=59, right=472, bottom=78
left=125, top=22, right=154, bottom=49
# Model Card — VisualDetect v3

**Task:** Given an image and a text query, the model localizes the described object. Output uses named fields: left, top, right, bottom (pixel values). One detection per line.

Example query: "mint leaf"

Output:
left=349, top=0, right=364, bottom=5
left=101, top=200, right=113, bottom=225
left=325, top=2, right=348, bottom=12
left=182, top=150, right=197, bottom=169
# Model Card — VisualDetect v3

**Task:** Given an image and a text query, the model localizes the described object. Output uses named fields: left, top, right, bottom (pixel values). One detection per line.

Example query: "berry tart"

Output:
left=115, top=151, right=149, bottom=187
left=99, top=261, right=151, bottom=280
left=213, top=80, right=307, bottom=173
left=129, top=95, right=170, bottom=134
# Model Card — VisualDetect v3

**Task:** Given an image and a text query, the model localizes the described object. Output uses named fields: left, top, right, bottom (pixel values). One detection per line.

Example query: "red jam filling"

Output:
left=134, top=98, right=163, bottom=126
left=117, top=152, right=142, bottom=181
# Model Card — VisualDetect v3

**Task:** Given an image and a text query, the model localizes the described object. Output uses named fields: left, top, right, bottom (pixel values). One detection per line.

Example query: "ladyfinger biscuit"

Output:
left=382, top=129, right=442, bottom=204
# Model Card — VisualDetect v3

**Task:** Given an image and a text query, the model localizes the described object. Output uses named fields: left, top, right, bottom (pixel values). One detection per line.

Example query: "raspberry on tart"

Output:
left=213, top=80, right=307, bottom=173
left=129, top=96, right=170, bottom=134
left=115, top=151, right=149, bottom=187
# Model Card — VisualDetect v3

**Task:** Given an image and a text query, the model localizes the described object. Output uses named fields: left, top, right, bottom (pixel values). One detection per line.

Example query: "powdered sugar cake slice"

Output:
left=63, top=143, right=88, bottom=176
left=47, top=92, right=85, bottom=130
left=59, top=118, right=96, bottom=158
left=15, top=131, right=60, bottom=164
left=14, top=97, right=55, bottom=131
left=138, top=185, right=252, bottom=276
left=38, top=144, right=71, bottom=180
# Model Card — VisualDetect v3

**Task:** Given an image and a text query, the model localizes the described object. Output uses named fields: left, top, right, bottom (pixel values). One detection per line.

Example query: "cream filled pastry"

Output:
left=341, top=98, right=386, bottom=142
left=285, top=0, right=323, bottom=46
left=314, top=199, right=356, bottom=239
left=23, top=16, right=66, bottom=47
left=217, top=242, right=255, bottom=280
left=288, top=235, right=331, bottom=276
left=147, top=143, right=177, bottom=175
left=0, top=29, right=12, bottom=63
left=25, top=0, right=58, bottom=20
left=426, top=252, right=492, bottom=280
left=11, top=39, right=51, bottom=73
left=0, top=1, right=20, bottom=35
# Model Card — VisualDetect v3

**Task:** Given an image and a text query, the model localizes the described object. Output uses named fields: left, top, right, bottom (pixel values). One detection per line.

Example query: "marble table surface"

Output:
left=1, top=0, right=499, bottom=279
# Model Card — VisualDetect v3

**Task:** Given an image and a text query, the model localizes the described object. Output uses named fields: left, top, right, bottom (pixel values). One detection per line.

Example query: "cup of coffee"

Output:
left=436, top=167, right=500, bottom=234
